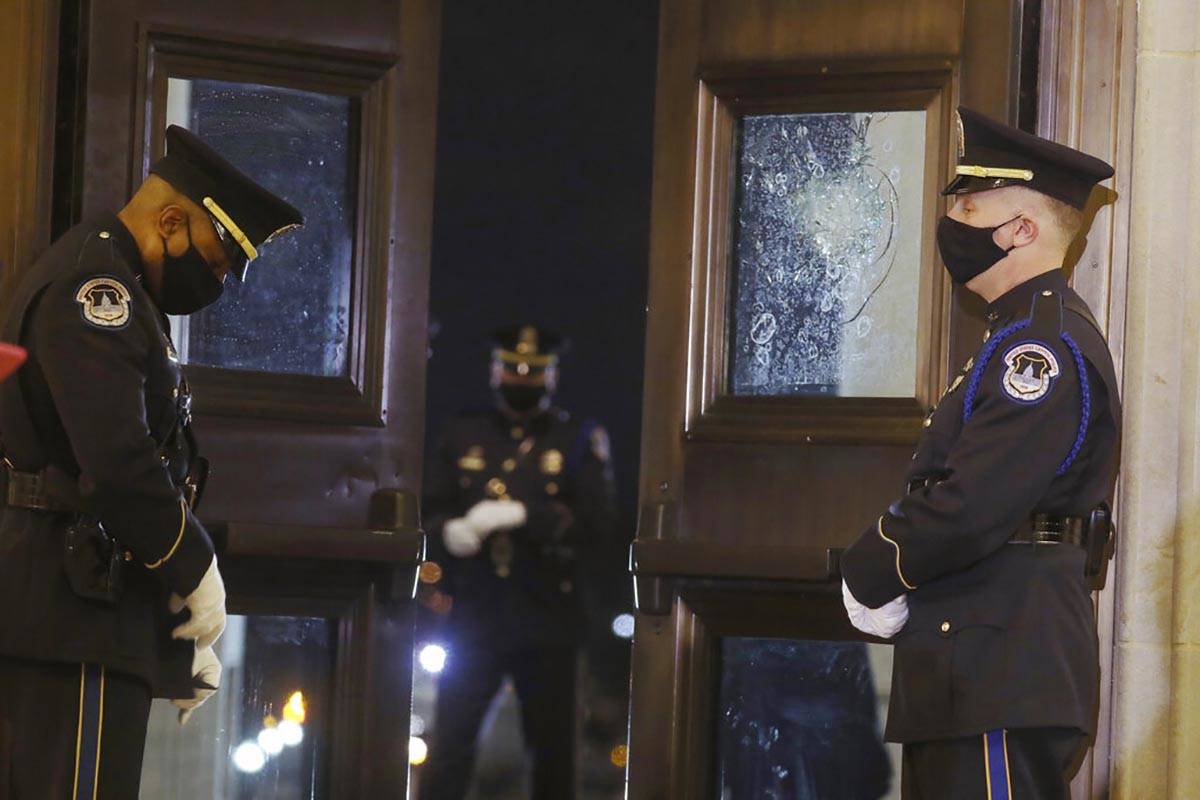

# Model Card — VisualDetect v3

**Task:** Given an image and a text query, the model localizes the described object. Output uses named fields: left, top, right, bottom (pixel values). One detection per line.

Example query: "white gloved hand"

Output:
left=464, top=499, right=528, bottom=537
left=842, top=580, right=909, bottom=639
left=443, top=517, right=483, bottom=557
left=169, top=557, right=227, bottom=650
left=172, top=645, right=222, bottom=725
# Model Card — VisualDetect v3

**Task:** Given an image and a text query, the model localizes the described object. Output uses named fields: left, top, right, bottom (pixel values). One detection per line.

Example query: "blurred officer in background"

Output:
left=420, top=324, right=618, bottom=800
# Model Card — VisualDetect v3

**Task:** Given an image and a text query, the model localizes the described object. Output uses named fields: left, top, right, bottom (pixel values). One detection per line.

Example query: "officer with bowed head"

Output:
left=0, top=124, right=301, bottom=797
left=840, top=107, right=1120, bottom=797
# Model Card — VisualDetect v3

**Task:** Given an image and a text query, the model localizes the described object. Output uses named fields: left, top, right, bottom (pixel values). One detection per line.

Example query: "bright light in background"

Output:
left=611, top=613, right=635, bottom=639
left=419, top=644, right=447, bottom=674
left=233, top=741, right=266, bottom=773
left=409, top=736, right=428, bottom=765
left=258, top=726, right=284, bottom=756
left=283, top=691, right=307, bottom=725
left=410, top=714, right=426, bottom=736
left=278, top=720, right=304, bottom=747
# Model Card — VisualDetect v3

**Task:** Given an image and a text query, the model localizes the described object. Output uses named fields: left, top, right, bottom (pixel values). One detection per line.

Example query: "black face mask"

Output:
left=935, top=214, right=1020, bottom=285
left=497, top=384, right=548, bottom=415
left=157, top=227, right=224, bottom=315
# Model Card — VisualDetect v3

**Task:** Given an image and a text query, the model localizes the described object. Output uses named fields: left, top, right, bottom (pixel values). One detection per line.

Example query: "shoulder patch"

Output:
left=1000, top=340, right=1060, bottom=404
left=75, top=277, right=132, bottom=330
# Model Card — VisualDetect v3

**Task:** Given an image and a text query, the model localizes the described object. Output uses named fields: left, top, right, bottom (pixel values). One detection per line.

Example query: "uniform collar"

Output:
left=104, top=213, right=146, bottom=277
left=986, top=269, right=1067, bottom=326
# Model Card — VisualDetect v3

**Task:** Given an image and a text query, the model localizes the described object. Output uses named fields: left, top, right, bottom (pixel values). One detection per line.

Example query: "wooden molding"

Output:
left=132, top=26, right=399, bottom=425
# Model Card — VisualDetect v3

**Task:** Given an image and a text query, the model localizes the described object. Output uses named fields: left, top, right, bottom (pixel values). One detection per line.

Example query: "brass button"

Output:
left=485, top=478, right=508, bottom=498
left=545, top=482, right=559, bottom=496
left=98, top=231, right=111, bottom=240
left=923, top=418, right=932, bottom=428
left=511, top=427, right=524, bottom=440
left=502, top=459, right=516, bottom=473
left=940, top=621, right=951, bottom=633
left=1042, top=289, right=1054, bottom=296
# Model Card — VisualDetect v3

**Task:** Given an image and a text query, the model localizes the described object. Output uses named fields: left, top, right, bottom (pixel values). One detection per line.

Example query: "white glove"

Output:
left=464, top=499, right=528, bottom=537
left=842, top=580, right=909, bottom=639
left=443, top=517, right=483, bottom=557
left=172, top=645, right=222, bottom=725
left=170, top=557, right=227, bottom=650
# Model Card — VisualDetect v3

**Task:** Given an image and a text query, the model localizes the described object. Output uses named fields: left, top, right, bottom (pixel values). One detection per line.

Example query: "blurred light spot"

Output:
left=410, top=736, right=428, bottom=765
left=419, top=644, right=447, bottom=674
left=283, top=691, right=306, bottom=724
left=611, top=743, right=629, bottom=769
left=410, top=714, right=426, bottom=736
left=278, top=719, right=304, bottom=747
left=419, top=562, right=443, bottom=584
left=233, top=741, right=266, bottom=773
left=611, top=613, right=635, bottom=639
left=258, top=726, right=284, bottom=756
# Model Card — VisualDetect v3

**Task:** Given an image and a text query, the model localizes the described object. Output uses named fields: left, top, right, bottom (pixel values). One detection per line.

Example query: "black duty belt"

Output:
left=1010, top=514, right=1086, bottom=547
left=3, top=464, right=79, bottom=513
left=907, top=474, right=1085, bottom=547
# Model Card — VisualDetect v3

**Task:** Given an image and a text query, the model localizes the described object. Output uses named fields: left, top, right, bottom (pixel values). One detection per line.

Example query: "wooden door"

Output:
left=626, top=1, right=1026, bottom=797
left=55, top=1, right=440, bottom=796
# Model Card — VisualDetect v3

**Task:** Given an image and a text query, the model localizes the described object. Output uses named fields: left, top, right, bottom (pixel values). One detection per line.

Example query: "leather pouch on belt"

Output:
left=63, top=517, right=125, bottom=603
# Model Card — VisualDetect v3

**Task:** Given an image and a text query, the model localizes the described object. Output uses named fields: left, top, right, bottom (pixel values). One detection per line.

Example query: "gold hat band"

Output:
left=955, top=165, right=1034, bottom=181
left=202, top=196, right=258, bottom=261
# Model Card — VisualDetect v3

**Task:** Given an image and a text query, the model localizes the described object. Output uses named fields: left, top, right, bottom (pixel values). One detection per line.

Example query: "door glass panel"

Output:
left=140, top=614, right=336, bottom=799
left=165, top=77, right=357, bottom=378
left=717, top=637, right=900, bottom=800
left=728, top=111, right=925, bottom=398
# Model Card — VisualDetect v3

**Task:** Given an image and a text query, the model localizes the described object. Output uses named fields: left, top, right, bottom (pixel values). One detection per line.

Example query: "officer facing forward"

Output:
left=420, top=325, right=617, bottom=800
left=0, top=125, right=301, bottom=798
left=840, top=107, right=1120, bottom=799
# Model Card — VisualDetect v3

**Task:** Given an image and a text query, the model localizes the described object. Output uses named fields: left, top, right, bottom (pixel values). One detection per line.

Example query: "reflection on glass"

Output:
left=139, top=615, right=336, bottom=800
left=165, top=77, right=356, bottom=377
left=717, top=638, right=900, bottom=800
left=728, top=112, right=926, bottom=397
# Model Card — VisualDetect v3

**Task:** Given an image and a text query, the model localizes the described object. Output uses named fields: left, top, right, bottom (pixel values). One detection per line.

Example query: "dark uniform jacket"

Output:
left=841, top=270, right=1121, bottom=743
left=0, top=215, right=214, bottom=697
left=423, top=407, right=617, bottom=649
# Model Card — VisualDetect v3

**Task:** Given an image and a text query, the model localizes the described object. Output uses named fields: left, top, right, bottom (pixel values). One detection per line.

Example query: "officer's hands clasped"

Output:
left=170, top=556, right=227, bottom=650
left=842, top=580, right=909, bottom=639
left=442, top=499, right=528, bottom=558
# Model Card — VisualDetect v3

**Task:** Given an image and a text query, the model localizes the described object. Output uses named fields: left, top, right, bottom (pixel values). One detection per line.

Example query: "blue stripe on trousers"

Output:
left=985, top=729, right=1010, bottom=800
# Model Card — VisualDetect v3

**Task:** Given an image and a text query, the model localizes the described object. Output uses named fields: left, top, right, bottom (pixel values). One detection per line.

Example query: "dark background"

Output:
left=425, top=0, right=659, bottom=660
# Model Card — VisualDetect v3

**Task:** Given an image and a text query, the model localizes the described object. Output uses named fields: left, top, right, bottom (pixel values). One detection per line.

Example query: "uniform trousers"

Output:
left=0, top=655, right=151, bottom=800
left=902, top=727, right=1086, bottom=800
left=421, top=642, right=577, bottom=800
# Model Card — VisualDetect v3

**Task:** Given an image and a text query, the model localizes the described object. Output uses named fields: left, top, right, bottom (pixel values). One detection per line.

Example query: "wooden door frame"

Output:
left=1036, top=1, right=1137, bottom=796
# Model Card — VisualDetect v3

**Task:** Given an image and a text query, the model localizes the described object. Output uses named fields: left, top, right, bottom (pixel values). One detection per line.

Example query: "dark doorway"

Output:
left=416, top=1, right=658, bottom=797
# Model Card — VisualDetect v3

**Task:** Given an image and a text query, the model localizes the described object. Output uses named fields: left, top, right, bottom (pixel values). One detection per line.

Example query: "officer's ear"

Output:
left=156, top=205, right=190, bottom=240
left=1010, top=214, right=1039, bottom=248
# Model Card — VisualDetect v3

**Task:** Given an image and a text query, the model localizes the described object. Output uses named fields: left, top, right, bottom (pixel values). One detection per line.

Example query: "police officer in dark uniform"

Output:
left=0, top=125, right=302, bottom=798
left=839, top=107, right=1120, bottom=798
left=420, top=325, right=618, bottom=800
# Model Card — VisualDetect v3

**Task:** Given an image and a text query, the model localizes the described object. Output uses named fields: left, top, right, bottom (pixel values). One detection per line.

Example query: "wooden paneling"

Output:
left=0, top=0, right=58, bottom=286
left=700, top=0, right=964, bottom=65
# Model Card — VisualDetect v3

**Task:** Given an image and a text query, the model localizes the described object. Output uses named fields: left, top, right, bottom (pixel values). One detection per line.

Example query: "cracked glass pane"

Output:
left=728, top=112, right=926, bottom=398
